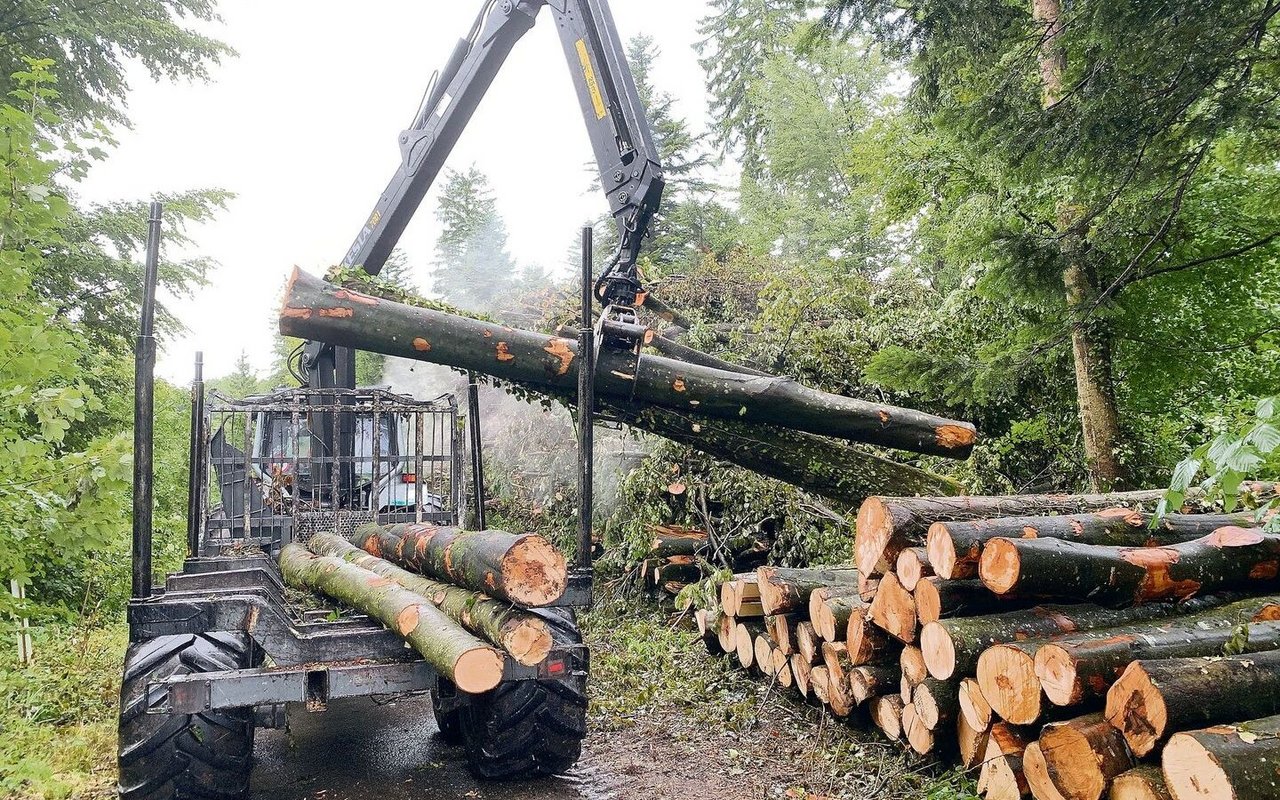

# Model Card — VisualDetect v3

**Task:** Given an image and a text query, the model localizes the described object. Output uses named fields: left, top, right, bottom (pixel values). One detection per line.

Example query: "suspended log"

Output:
left=279, top=545, right=503, bottom=693
left=980, top=723, right=1034, bottom=800
left=307, top=533, right=552, bottom=666
left=913, top=577, right=1017, bottom=625
left=1104, top=650, right=1280, bottom=758
left=1108, top=766, right=1171, bottom=800
left=914, top=678, right=960, bottom=731
left=1034, top=600, right=1280, bottom=709
left=846, top=606, right=897, bottom=665
left=978, top=640, right=1049, bottom=725
left=353, top=523, right=566, bottom=607
left=867, top=573, right=918, bottom=643
left=854, top=490, right=1177, bottom=577
left=850, top=665, right=898, bottom=705
left=979, top=527, right=1280, bottom=604
left=919, top=594, right=1240, bottom=682
left=1161, top=714, right=1280, bottom=800
left=871, top=695, right=906, bottom=741
left=927, top=510, right=1256, bottom=581
left=1032, top=713, right=1136, bottom=800
left=756, top=566, right=859, bottom=615
left=282, top=269, right=977, bottom=457
left=896, top=547, right=933, bottom=591
left=959, top=677, right=993, bottom=731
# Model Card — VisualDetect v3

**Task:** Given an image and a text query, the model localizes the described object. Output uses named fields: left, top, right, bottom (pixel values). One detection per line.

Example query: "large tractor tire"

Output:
left=117, top=633, right=257, bottom=800
left=457, top=609, right=588, bottom=780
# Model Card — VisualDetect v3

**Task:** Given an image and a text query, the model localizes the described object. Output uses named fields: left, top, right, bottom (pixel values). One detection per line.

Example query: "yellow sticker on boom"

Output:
left=575, top=39, right=607, bottom=120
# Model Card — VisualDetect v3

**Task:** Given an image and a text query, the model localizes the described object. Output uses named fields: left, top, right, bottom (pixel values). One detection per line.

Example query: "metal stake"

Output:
left=186, top=352, right=205, bottom=558
left=576, top=226, right=596, bottom=571
left=467, top=374, right=487, bottom=531
left=131, top=201, right=163, bottom=600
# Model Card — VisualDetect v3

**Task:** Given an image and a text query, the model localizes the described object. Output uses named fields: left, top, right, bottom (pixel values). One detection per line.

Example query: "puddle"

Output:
left=252, top=694, right=615, bottom=800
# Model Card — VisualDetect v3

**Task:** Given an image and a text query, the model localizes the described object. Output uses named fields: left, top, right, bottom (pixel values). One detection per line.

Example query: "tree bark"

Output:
left=1108, top=766, right=1171, bottom=800
left=928, top=510, right=1254, bottom=580
left=1033, top=596, right=1280, bottom=708
left=979, top=527, right=1280, bottom=604
left=1032, top=713, right=1135, bottom=800
left=756, top=566, right=859, bottom=615
left=919, top=594, right=1239, bottom=681
left=281, top=269, right=977, bottom=458
left=1105, top=650, right=1280, bottom=758
left=279, top=544, right=503, bottom=692
left=1162, top=714, right=1280, bottom=800
left=855, top=490, right=1173, bottom=576
left=646, top=525, right=709, bottom=557
left=353, top=522, right=567, bottom=607
left=307, top=533, right=552, bottom=666
left=695, top=609, right=727, bottom=656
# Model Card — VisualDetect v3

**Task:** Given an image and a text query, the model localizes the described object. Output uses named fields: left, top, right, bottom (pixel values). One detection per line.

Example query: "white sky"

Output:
left=77, top=0, right=719, bottom=383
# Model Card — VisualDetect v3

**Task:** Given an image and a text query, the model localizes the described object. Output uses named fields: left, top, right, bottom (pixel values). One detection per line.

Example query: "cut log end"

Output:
left=978, top=644, right=1042, bottom=725
left=1104, top=661, right=1168, bottom=758
left=501, top=535, right=568, bottom=606
left=920, top=621, right=957, bottom=681
left=1109, top=766, right=1171, bottom=800
left=1038, top=713, right=1135, bottom=800
left=1022, top=742, right=1069, bottom=800
left=927, top=521, right=961, bottom=581
left=1035, top=643, right=1080, bottom=707
left=958, top=677, right=993, bottom=731
left=978, top=537, right=1021, bottom=595
left=505, top=618, right=555, bottom=665
left=1160, top=732, right=1235, bottom=800
left=855, top=497, right=893, bottom=575
left=452, top=647, right=505, bottom=694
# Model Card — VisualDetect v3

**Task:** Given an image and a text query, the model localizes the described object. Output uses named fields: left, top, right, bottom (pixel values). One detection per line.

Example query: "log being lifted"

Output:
left=1105, top=650, right=1280, bottom=758
left=1162, top=713, right=1280, bottom=800
left=280, top=269, right=977, bottom=459
left=354, top=522, right=566, bottom=607
left=980, top=527, right=1280, bottom=604
left=927, top=510, right=1256, bottom=581
left=308, top=533, right=552, bottom=666
left=279, top=545, right=503, bottom=692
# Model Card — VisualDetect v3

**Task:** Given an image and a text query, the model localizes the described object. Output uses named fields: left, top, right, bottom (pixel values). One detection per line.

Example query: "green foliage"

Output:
left=1162, top=396, right=1280, bottom=528
left=0, top=0, right=232, bottom=129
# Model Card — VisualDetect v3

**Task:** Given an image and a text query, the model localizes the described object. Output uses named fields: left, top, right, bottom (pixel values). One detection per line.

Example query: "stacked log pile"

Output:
left=280, top=522, right=571, bottom=693
left=637, top=524, right=771, bottom=601
left=691, top=485, right=1280, bottom=800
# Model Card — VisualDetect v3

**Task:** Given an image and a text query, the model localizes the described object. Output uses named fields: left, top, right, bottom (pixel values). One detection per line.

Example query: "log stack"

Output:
left=280, top=522, right=573, bottom=693
left=688, top=485, right=1280, bottom=800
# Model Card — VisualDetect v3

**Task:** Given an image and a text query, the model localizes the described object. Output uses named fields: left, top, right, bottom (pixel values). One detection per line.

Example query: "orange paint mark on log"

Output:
left=319, top=307, right=354, bottom=318
left=413, top=337, right=431, bottom=352
left=332, top=288, right=380, bottom=306
left=483, top=329, right=493, bottom=338
left=1250, top=559, right=1280, bottom=580
left=496, top=342, right=515, bottom=362
left=1120, top=546, right=1201, bottom=600
left=936, top=424, right=977, bottom=448
left=485, top=572, right=497, bottom=590
left=1043, top=612, right=1078, bottom=634
left=367, top=576, right=392, bottom=589
left=878, top=410, right=890, bottom=424
left=396, top=605, right=420, bottom=636
left=643, top=328, right=655, bottom=345
left=673, top=377, right=687, bottom=392
left=542, top=338, right=575, bottom=376
left=282, top=306, right=312, bottom=320
left=1022, top=527, right=1039, bottom=538
left=1070, top=520, right=1084, bottom=535
left=1207, top=526, right=1265, bottom=547
left=1253, top=604, right=1280, bottom=622
left=1120, top=547, right=1181, bottom=569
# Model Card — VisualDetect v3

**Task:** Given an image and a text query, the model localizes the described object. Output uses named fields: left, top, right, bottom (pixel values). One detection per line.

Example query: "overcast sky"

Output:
left=77, top=0, right=720, bottom=383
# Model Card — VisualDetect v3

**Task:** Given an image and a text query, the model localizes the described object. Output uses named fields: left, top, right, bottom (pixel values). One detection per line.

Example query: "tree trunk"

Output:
left=901, top=644, right=929, bottom=687
left=1033, top=596, right=1280, bottom=708
left=1021, top=742, right=1068, bottom=800
left=928, top=510, right=1254, bottom=580
left=646, top=525, right=708, bottom=557
left=281, top=269, right=977, bottom=458
left=867, top=573, right=919, bottom=644
left=353, top=522, right=567, bottom=607
left=716, top=612, right=738, bottom=653
left=1108, top=766, right=1171, bottom=800
left=914, top=677, right=960, bottom=731
left=756, top=566, right=859, bottom=615
left=719, top=574, right=759, bottom=616
left=958, top=712, right=992, bottom=770
left=765, top=612, right=803, bottom=655
left=811, top=587, right=864, bottom=642
left=979, top=528, right=1280, bottom=604
left=903, top=702, right=934, bottom=755
left=795, top=621, right=822, bottom=665
left=913, top=577, right=1020, bottom=625
left=855, top=490, right=1173, bottom=576
left=1032, top=713, right=1135, bottom=800
left=695, top=609, right=727, bottom=656
left=1162, top=713, right=1280, bottom=800
left=279, top=545, right=503, bottom=692
left=918, top=594, right=1239, bottom=681
left=790, top=653, right=813, bottom=697
left=735, top=619, right=767, bottom=671
left=1105, top=650, right=1280, bottom=758
left=846, top=606, right=898, bottom=665
left=307, top=533, right=552, bottom=666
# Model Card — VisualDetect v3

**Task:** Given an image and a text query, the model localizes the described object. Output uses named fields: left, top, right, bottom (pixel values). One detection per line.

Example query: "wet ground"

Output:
left=251, top=695, right=608, bottom=800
